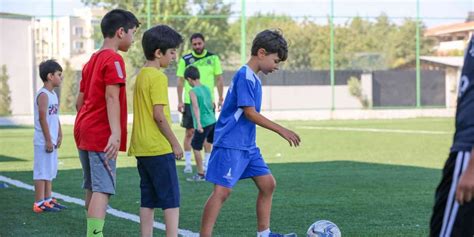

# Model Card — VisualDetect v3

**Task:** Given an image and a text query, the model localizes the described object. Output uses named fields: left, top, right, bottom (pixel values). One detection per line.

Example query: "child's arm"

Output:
left=190, top=91, right=203, bottom=133
left=38, top=93, right=54, bottom=153
left=215, top=75, right=224, bottom=110
left=76, top=92, right=84, bottom=111
left=56, top=120, right=62, bottom=148
left=153, top=105, right=183, bottom=159
left=243, top=106, right=300, bottom=147
left=456, top=148, right=474, bottom=204
left=177, top=78, right=185, bottom=113
left=104, top=84, right=121, bottom=160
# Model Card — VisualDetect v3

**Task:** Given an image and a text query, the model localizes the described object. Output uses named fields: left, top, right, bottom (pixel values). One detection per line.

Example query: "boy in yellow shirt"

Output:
left=128, top=25, right=183, bottom=237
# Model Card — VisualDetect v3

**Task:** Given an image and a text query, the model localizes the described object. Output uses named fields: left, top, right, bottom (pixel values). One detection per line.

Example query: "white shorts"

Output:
left=33, top=145, right=58, bottom=181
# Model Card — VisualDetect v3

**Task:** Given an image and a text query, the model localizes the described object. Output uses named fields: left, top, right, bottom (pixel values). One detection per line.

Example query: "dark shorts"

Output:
left=430, top=151, right=474, bottom=237
left=191, top=124, right=215, bottom=150
left=180, top=104, right=194, bottom=129
left=136, top=153, right=180, bottom=209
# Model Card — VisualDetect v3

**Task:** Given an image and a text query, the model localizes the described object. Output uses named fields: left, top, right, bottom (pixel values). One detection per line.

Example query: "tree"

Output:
left=0, top=65, right=12, bottom=116
left=60, top=61, right=78, bottom=113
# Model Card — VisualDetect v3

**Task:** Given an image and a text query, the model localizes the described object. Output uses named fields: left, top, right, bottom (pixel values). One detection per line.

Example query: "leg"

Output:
left=88, top=192, right=110, bottom=219
left=34, top=180, right=45, bottom=202
left=164, top=207, right=179, bottom=237
left=253, top=174, right=276, bottom=232
left=204, top=140, right=212, bottom=153
left=193, top=149, right=204, bottom=174
left=139, top=207, right=155, bottom=237
left=85, top=189, right=93, bottom=210
left=184, top=128, right=194, bottom=173
left=44, top=180, right=52, bottom=200
left=200, top=185, right=232, bottom=237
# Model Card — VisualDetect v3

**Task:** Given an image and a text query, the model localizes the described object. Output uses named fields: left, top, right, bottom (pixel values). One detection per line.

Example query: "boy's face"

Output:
left=49, top=71, right=63, bottom=87
left=258, top=49, right=281, bottom=75
left=191, top=38, right=205, bottom=54
left=159, top=48, right=177, bottom=68
left=118, top=26, right=137, bottom=52
left=185, top=78, right=196, bottom=87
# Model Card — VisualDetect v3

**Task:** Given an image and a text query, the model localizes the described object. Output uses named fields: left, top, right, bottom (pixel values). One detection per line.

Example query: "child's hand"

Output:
left=56, top=136, right=62, bottom=149
left=172, top=142, right=183, bottom=160
left=278, top=128, right=301, bottom=147
left=45, top=140, right=54, bottom=153
left=105, top=133, right=120, bottom=160
left=197, top=125, right=204, bottom=133
left=456, top=168, right=474, bottom=205
left=178, top=102, right=185, bottom=113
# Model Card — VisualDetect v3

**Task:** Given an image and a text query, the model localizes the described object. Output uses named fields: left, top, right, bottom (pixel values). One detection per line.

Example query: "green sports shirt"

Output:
left=176, top=49, right=223, bottom=104
left=190, top=85, right=216, bottom=128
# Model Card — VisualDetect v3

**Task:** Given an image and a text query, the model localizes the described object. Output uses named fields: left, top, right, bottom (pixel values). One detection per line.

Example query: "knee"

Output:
left=214, top=189, right=232, bottom=202
left=185, top=129, right=194, bottom=139
left=262, top=178, right=276, bottom=195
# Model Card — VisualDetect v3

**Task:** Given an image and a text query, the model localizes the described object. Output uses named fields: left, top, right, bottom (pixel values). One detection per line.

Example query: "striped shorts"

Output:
left=430, top=151, right=474, bottom=237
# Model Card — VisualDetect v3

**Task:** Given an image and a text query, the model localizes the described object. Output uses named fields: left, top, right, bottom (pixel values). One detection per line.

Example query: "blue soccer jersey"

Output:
left=213, top=65, right=262, bottom=150
left=452, top=37, right=474, bottom=152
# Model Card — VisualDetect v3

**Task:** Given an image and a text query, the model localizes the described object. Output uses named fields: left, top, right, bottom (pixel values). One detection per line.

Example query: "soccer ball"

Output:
left=306, top=220, right=341, bottom=237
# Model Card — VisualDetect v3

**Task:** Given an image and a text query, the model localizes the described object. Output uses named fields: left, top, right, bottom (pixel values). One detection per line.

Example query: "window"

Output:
left=74, top=26, right=83, bottom=36
left=74, top=41, right=84, bottom=50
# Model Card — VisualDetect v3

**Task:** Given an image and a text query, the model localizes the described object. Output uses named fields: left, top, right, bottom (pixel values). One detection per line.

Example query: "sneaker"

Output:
left=184, top=165, right=193, bottom=174
left=50, top=198, right=67, bottom=209
left=186, top=174, right=205, bottom=182
left=33, top=202, right=60, bottom=213
left=268, top=232, right=297, bottom=237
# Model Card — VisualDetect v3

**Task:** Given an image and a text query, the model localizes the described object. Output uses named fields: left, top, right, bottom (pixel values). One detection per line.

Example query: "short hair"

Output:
left=101, top=9, right=140, bottom=38
left=184, top=66, right=200, bottom=80
left=142, top=25, right=183, bottom=61
left=39, top=59, right=62, bottom=82
left=251, top=29, right=288, bottom=61
left=190, top=33, right=205, bottom=42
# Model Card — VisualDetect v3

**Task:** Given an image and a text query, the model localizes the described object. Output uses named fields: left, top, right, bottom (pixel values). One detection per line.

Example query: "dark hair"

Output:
left=184, top=66, right=200, bottom=80
left=142, top=25, right=183, bottom=61
left=190, top=33, right=205, bottom=42
left=101, top=9, right=140, bottom=38
left=251, top=29, right=288, bottom=61
left=39, top=59, right=62, bottom=82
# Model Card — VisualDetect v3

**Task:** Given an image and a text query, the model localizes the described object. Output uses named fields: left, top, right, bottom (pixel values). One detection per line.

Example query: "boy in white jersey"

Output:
left=33, top=59, right=67, bottom=213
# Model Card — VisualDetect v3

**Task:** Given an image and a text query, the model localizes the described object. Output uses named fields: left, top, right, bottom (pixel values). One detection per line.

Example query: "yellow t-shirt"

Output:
left=128, top=67, right=172, bottom=157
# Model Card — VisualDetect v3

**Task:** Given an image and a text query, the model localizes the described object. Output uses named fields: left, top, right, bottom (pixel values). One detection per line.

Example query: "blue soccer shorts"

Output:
left=205, top=147, right=271, bottom=188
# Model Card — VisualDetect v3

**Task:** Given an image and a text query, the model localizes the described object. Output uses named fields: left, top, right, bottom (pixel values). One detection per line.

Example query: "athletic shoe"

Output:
left=184, top=165, right=193, bottom=174
left=268, top=232, right=297, bottom=237
left=50, top=198, right=67, bottom=209
left=186, top=174, right=205, bottom=182
left=33, top=202, right=60, bottom=213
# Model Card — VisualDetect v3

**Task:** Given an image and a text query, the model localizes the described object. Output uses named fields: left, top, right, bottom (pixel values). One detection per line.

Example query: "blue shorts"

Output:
left=136, top=153, right=180, bottom=209
left=205, top=147, right=271, bottom=188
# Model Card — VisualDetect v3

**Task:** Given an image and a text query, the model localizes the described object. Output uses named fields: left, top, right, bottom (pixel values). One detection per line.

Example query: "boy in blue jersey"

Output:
left=429, top=37, right=474, bottom=237
left=200, top=30, right=301, bottom=237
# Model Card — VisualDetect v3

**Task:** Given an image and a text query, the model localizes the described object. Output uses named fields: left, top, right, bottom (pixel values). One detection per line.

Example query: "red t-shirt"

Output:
left=74, top=49, right=128, bottom=152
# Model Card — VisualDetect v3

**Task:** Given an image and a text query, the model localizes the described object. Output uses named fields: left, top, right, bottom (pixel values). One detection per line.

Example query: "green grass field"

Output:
left=0, top=118, right=453, bottom=236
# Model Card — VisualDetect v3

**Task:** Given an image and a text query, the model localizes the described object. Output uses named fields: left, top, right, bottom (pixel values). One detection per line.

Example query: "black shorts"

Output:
left=191, top=124, right=215, bottom=150
left=430, top=151, right=474, bottom=237
left=180, top=104, right=194, bottom=129
left=136, top=153, right=180, bottom=209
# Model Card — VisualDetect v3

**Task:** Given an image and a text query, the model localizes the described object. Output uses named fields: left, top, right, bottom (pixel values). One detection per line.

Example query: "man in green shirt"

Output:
left=176, top=33, right=224, bottom=174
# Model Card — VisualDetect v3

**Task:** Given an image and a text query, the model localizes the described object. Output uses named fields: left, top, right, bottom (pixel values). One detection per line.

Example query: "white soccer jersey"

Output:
left=33, top=87, right=59, bottom=145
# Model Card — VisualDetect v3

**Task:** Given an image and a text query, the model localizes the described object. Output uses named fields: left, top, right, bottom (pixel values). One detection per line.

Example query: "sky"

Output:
left=1, top=0, right=473, bottom=27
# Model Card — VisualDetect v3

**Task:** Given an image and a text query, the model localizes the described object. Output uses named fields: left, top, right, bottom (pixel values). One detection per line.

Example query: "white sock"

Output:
left=257, top=228, right=271, bottom=237
left=204, top=153, right=211, bottom=170
left=184, top=151, right=192, bottom=166
left=36, top=200, right=44, bottom=206
left=45, top=197, right=52, bottom=202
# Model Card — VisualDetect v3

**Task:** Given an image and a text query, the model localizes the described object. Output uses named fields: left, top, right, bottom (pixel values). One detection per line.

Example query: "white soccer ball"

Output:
left=306, top=220, right=341, bottom=237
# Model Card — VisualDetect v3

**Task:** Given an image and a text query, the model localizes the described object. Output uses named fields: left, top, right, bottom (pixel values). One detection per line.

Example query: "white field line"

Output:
left=0, top=175, right=198, bottom=237
left=297, top=126, right=452, bottom=135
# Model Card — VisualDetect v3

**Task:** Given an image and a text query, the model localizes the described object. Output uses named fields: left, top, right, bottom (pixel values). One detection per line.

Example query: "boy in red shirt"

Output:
left=74, top=9, right=139, bottom=237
